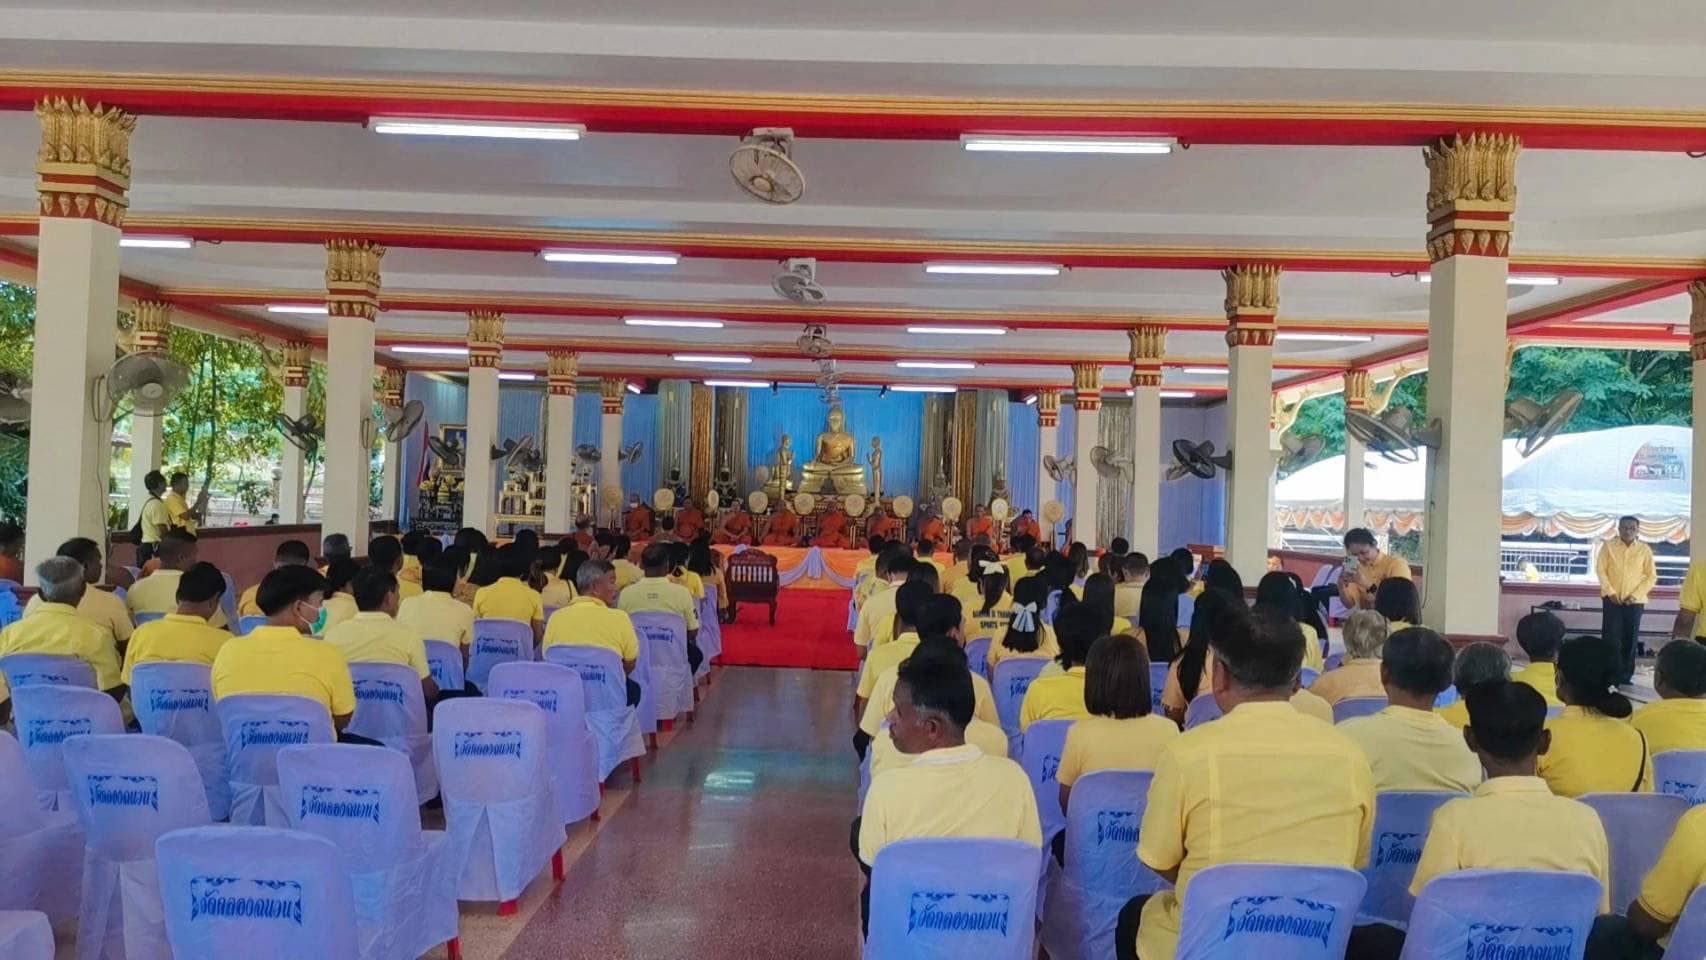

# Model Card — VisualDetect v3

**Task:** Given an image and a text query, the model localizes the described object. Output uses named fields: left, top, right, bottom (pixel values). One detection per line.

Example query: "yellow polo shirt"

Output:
left=1636, top=805, right=1706, bottom=926
left=397, top=591, right=476, bottom=648
left=1309, top=658, right=1386, bottom=705
left=395, top=578, right=423, bottom=602
left=1511, top=661, right=1566, bottom=708
left=1114, top=582, right=1144, bottom=620
left=987, top=629, right=1058, bottom=673
left=0, top=601, right=123, bottom=692
left=472, top=577, right=545, bottom=625
left=323, top=611, right=430, bottom=679
left=857, top=632, right=920, bottom=700
left=859, top=660, right=1000, bottom=737
left=618, top=576, right=700, bottom=631
left=1136, top=701, right=1375, bottom=960
left=543, top=596, right=639, bottom=664
left=236, top=584, right=263, bottom=618
left=121, top=613, right=231, bottom=683
left=856, top=743, right=1042, bottom=865
left=127, top=570, right=229, bottom=629
left=1299, top=622, right=1325, bottom=672
left=1597, top=538, right=1658, bottom=605
left=1539, top=705, right=1653, bottom=797
left=941, top=560, right=969, bottom=594
left=1409, top=776, right=1611, bottom=914
left=319, top=592, right=357, bottom=635
left=868, top=718, right=1009, bottom=781
left=1018, top=665, right=1090, bottom=731
left=612, top=559, right=643, bottom=591
left=854, top=581, right=900, bottom=650
left=540, top=576, right=574, bottom=609
left=23, top=587, right=133, bottom=646
left=163, top=490, right=197, bottom=535
left=211, top=625, right=356, bottom=721
left=962, top=596, right=1014, bottom=642
left=949, top=575, right=983, bottom=610
left=1339, top=705, right=1483, bottom=793
left=138, top=496, right=170, bottom=544
left=1632, top=698, right=1706, bottom=756
left=1341, top=552, right=1412, bottom=609
left=1291, top=687, right=1334, bottom=723
left=670, top=569, right=705, bottom=602
left=1003, top=554, right=1031, bottom=590
left=1056, top=714, right=1179, bottom=785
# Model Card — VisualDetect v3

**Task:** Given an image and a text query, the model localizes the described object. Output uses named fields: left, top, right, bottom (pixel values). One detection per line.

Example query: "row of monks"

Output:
left=618, top=496, right=1045, bottom=550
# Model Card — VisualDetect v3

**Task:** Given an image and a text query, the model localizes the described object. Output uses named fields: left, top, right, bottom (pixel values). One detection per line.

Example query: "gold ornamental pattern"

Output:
left=131, top=301, right=172, bottom=352
left=547, top=351, right=579, bottom=396
left=466, top=310, right=505, bottom=368
left=324, top=240, right=384, bottom=321
left=1690, top=281, right=1706, bottom=362
left=1128, top=324, right=1167, bottom=388
left=1035, top=387, right=1061, bottom=428
left=35, top=97, right=134, bottom=226
left=1223, top=264, right=1281, bottom=347
left=1071, top=362, right=1103, bottom=411
left=1342, top=369, right=1373, bottom=412
left=282, top=340, right=311, bottom=387
left=379, top=367, right=405, bottom=406
left=600, top=377, right=628, bottom=415
left=1423, top=132, right=1520, bottom=262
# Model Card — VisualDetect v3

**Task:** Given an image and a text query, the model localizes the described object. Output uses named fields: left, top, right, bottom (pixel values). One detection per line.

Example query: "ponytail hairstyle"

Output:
left=1556, top=634, right=1633, bottom=719
left=978, top=567, right=1010, bottom=616
left=1002, top=575, right=1049, bottom=654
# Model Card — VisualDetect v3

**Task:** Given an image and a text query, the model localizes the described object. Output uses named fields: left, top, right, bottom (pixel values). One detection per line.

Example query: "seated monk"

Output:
left=761, top=508, right=801, bottom=546
left=869, top=510, right=904, bottom=544
left=676, top=501, right=705, bottom=541
left=918, top=513, right=945, bottom=549
left=713, top=507, right=754, bottom=545
left=965, top=505, right=995, bottom=542
left=814, top=508, right=852, bottom=549
left=622, top=496, right=654, bottom=540
left=1012, top=510, right=1041, bottom=543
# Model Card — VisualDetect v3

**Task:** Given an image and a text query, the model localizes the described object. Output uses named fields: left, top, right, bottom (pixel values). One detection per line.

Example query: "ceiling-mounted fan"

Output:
left=732, top=128, right=805, bottom=205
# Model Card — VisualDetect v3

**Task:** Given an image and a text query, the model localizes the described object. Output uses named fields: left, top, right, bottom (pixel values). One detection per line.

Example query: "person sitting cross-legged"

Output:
left=0, top=555, right=126, bottom=710
left=1511, top=610, right=1567, bottom=709
left=1631, top=638, right=1706, bottom=755
left=1116, top=605, right=1375, bottom=960
left=1437, top=641, right=1511, bottom=730
left=323, top=566, right=437, bottom=703
left=210, top=565, right=357, bottom=733
left=1339, top=626, right=1482, bottom=793
left=121, top=561, right=233, bottom=684
left=1309, top=609, right=1390, bottom=705
left=236, top=539, right=311, bottom=618
left=1538, top=635, right=1652, bottom=797
left=542, top=559, right=643, bottom=707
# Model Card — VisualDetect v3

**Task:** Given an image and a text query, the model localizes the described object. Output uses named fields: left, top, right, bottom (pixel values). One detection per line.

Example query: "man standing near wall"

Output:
left=1597, top=515, right=1656, bottom=685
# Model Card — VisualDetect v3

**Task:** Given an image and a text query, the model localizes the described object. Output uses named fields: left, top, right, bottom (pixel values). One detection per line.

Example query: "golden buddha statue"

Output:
left=799, top=404, right=868, bottom=496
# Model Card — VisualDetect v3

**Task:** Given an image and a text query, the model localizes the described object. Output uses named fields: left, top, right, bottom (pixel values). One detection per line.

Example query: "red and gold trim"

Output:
left=1424, top=132, right=1519, bottom=263
left=1071, top=362, right=1103, bottom=411
left=1036, top=388, right=1061, bottom=428
left=324, top=239, right=383, bottom=321
left=1223, top=264, right=1281, bottom=347
left=131, top=300, right=171, bottom=352
left=1690, top=281, right=1706, bottom=363
left=35, top=97, right=132, bottom=226
left=465, top=310, right=505, bottom=368
left=1343, top=369, right=1373, bottom=412
left=547, top=350, right=579, bottom=395
left=599, top=377, right=627, bottom=415
left=1127, top=323, right=1167, bottom=388
left=282, top=339, right=310, bottom=387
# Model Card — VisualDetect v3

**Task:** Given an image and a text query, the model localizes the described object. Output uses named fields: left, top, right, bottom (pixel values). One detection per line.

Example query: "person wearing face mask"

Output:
left=210, top=564, right=357, bottom=732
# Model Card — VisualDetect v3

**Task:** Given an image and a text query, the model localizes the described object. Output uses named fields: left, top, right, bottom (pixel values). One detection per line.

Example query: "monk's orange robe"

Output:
left=918, top=517, right=946, bottom=547
left=761, top=512, right=800, bottom=546
left=1014, top=517, right=1041, bottom=542
left=623, top=505, right=654, bottom=539
left=966, top=517, right=995, bottom=541
left=713, top=513, right=753, bottom=545
left=870, top=517, right=904, bottom=542
left=676, top=507, right=705, bottom=541
left=813, top=510, right=852, bottom=549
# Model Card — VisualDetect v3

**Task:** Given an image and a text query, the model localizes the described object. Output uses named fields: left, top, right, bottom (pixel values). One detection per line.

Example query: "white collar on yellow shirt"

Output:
left=909, top=743, right=984, bottom=767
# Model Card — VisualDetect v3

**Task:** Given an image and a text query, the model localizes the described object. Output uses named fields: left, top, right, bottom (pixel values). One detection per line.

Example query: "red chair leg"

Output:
left=591, top=808, right=601, bottom=822
left=552, top=850, right=565, bottom=881
left=662, top=718, right=674, bottom=732
left=629, top=757, right=643, bottom=783
left=447, top=937, right=463, bottom=960
left=645, top=733, right=658, bottom=750
left=497, top=899, right=519, bottom=917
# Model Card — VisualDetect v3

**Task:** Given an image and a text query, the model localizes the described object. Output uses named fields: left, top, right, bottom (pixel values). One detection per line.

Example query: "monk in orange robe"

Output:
left=965, top=504, right=995, bottom=542
left=622, top=496, right=654, bottom=540
left=868, top=508, right=904, bottom=544
left=676, top=501, right=705, bottom=541
left=813, top=508, right=852, bottom=549
left=713, top=507, right=754, bottom=545
left=571, top=517, right=595, bottom=551
left=1012, top=510, right=1042, bottom=543
left=918, top=512, right=946, bottom=548
left=761, top=507, right=800, bottom=546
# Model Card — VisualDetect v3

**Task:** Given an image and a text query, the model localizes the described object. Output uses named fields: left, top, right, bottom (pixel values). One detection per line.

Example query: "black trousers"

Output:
left=688, top=641, right=704, bottom=675
left=1114, top=894, right=1154, bottom=960
left=338, top=731, right=384, bottom=747
left=626, top=678, right=642, bottom=707
left=1602, top=600, right=1643, bottom=683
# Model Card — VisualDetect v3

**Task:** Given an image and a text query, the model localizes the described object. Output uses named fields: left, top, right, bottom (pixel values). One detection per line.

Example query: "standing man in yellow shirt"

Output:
left=211, top=565, right=357, bottom=732
left=1633, top=639, right=1706, bottom=755
left=1598, top=516, right=1658, bottom=685
left=122, top=562, right=231, bottom=683
left=1673, top=561, right=1706, bottom=643
left=0, top=556, right=126, bottom=704
left=543, top=559, right=643, bottom=706
left=619, top=543, right=703, bottom=675
left=472, top=546, right=546, bottom=644
left=1338, top=527, right=1412, bottom=610
left=21, top=537, right=133, bottom=649
left=164, top=471, right=203, bottom=535
left=324, top=567, right=436, bottom=702
left=135, top=470, right=171, bottom=566
left=236, top=539, right=312, bottom=618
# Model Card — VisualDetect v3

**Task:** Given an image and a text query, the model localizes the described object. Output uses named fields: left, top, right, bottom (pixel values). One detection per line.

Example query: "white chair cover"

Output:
left=154, top=826, right=358, bottom=960
left=991, top=657, right=1049, bottom=749
left=628, top=611, right=695, bottom=722
left=701, top=583, right=723, bottom=667
left=0, top=911, right=54, bottom=960
left=216, top=695, right=335, bottom=826
left=11, top=685, right=124, bottom=810
left=130, top=662, right=229, bottom=821
left=276, top=744, right=459, bottom=960
left=964, top=638, right=993, bottom=680
left=488, top=662, right=601, bottom=827
left=1332, top=697, right=1389, bottom=723
left=543, top=645, right=645, bottom=782
left=0, top=652, right=97, bottom=689
left=1580, top=792, right=1689, bottom=918
left=423, top=639, right=465, bottom=693
left=1664, top=884, right=1706, bottom=959
left=1358, top=791, right=1466, bottom=928
left=430, top=698, right=564, bottom=903
left=345, top=663, right=437, bottom=803
left=1399, top=869, right=1600, bottom=960
left=62, top=734, right=212, bottom=960
left=1016, top=718, right=1072, bottom=841
left=865, top=837, right=1043, bottom=960
left=0, top=732, right=83, bottom=924
left=1175, top=863, right=1366, bottom=960
left=629, top=627, right=658, bottom=737
left=467, top=618, right=534, bottom=691
left=1183, top=693, right=1222, bottom=729
left=236, top=616, right=268, bottom=637
left=1040, top=770, right=1168, bottom=960
left=1653, top=750, right=1706, bottom=805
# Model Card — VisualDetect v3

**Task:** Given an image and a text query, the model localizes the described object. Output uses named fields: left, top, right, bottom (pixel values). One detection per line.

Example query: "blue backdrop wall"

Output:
left=744, top=386, right=923, bottom=498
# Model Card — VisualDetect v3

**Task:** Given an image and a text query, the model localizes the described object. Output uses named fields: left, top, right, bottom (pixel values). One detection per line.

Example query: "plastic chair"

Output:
left=1399, top=869, right=1601, bottom=960
left=1149, top=662, right=1170, bottom=711
left=10, top=685, right=124, bottom=810
left=1324, top=652, right=1345, bottom=672
left=1358, top=791, right=1466, bottom=927
left=131, top=661, right=230, bottom=821
left=865, top=838, right=1043, bottom=960
left=62, top=734, right=212, bottom=960
left=0, top=911, right=53, bottom=960
left=1300, top=667, right=1320, bottom=689
left=277, top=744, right=461, bottom=960
left=1333, top=697, right=1388, bottom=724
left=0, top=652, right=98, bottom=690
left=1040, top=770, right=1167, bottom=960
left=219, top=572, right=239, bottom=632
left=133, top=612, right=165, bottom=625
left=430, top=697, right=565, bottom=908
left=1017, top=718, right=1072, bottom=843
left=423, top=639, right=465, bottom=693
left=488, top=661, right=601, bottom=828
left=1663, top=884, right=1706, bottom=959
left=467, top=618, right=534, bottom=691
left=236, top=615, right=268, bottom=637
left=696, top=588, right=722, bottom=675
left=629, top=611, right=695, bottom=725
left=0, top=732, right=83, bottom=924
left=216, top=694, right=336, bottom=826
left=992, top=657, right=1050, bottom=747
left=1175, top=863, right=1367, bottom=960
left=155, top=826, right=359, bottom=960
left=346, top=662, right=437, bottom=804
left=542, top=644, right=645, bottom=782
left=1183, top=693, right=1222, bottom=730
left=1654, top=750, right=1706, bottom=805
left=965, top=637, right=994, bottom=680
left=1580, top=792, right=1689, bottom=915
left=1175, top=593, right=1195, bottom=630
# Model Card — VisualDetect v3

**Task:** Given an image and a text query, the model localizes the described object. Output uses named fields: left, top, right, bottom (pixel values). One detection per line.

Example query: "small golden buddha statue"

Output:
left=799, top=404, right=868, bottom=496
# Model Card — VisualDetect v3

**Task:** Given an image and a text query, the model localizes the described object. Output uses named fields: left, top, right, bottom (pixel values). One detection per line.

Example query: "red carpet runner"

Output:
left=719, top=589, right=862, bottom=671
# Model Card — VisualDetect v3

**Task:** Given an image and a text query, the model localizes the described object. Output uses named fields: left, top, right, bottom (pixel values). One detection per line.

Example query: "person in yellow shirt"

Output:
left=1339, top=625, right=1482, bottom=793
left=318, top=557, right=360, bottom=635
left=1437, top=642, right=1511, bottom=730
left=1372, top=576, right=1420, bottom=634
left=1118, top=605, right=1375, bottom=960
left=211, top=565, right=357, bottom=732
left=21, top=537, right=133, bottom=649
left=1338, top=527, right=1412, bottom=610
left=1408, top=680, right=1612, bottom=915
left=1113, top=553, right=1149, bottom=620
left=1672, top=561, right=1706, bottom=642
left=236, top=539, right=312, bottom=619
left=1539, top=635, right=1653, bottom=797
left=854, top=581, right=932, bottom=723
left=1598, top=516, right=1658, bottom=685
left=0, top=556, right=126, bottom=702
left=950, top=547, right=998, bottom=609
left=319, top=532, right=354, bottom=572
left=961, top=566, right=1013, bottom=646
left=1626, top=804, right=1706, bottom=948
left=542, top=559, right=643, bottom=706
left=1160, top=588, right=1241, bottom=724
left=1510, top=610, right=1566, bottom=708
left=1018, top=602, right=1099, bottom=731
left=607, top=535, right=643, bottom=591
left=1633, top=639, right=1706, bottom=755
left=854, top=551, right=914, bottom=653
left=323, top=566, right=436, bottom=702
left=1310, top=610, right=1389, bottom=705
left=619, top=543, right=703, bottom=675
left=397, top=557, right=477, bottom=651
left=940, top=539, right=972, bottom=597
left=987, top=575, right=1058, bottom=674
left=852, top=536, right=887, bottom=603
left=915, top=539, right=946, bottom=582
left=533, top=547, right=575, bottom=609
left=127, top=531, right=229, bottom=630
left=1002, top=534, right=1037, bottom=593
left=1058, top=633, right=1178, bottom=812
left=472, top=546, right=546, bottom=644
left=134, top=470, right=172, bottom=566
left=121, top=562, right=232, bottom=683
left=164, top=470, right=203, bottom=535
left=856, top=595, right=1001, bottom=755
left=366, top=535, right=422, bottom=602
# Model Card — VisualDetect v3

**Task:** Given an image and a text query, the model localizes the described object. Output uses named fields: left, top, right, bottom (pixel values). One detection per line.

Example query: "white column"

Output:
left=125, top=301, right=171, bottom=524
left=544, top=351, right=578, bottom=534
left=1693, top=284, right=1706, bottom=548
left=1036, top=388, right=1060, bottom=516
left=1342, top=370, right=1371, bottom=534
left=1070, top=362, right=1103, bottom=548
left=27, top=98, right=132, bottom=583
left=1127, top=325, right=1166, bottom=557
left=1419, top=133, right=1521, bottom=637
left=600, top=378, right=626, bottom=527
left=1223, top=264, right=1281, bottom=579
left=376, top=367, right=403, bottom=525
left=321, top=240, right=383, bottom=548
left=463, top=311, right=504, bottom=537
left=278, top=343, right=308, bottom=524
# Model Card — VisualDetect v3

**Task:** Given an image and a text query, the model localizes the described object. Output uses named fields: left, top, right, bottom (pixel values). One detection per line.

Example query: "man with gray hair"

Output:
left=320, top=533, right=353, bottom=569
left=1310, top=609, right=1390, bottom=705
left=0, top=556, right=126, bottom=710
left=540, top=558, right=642, bottom=706
left=1438, top=641, right=1513, bottom=730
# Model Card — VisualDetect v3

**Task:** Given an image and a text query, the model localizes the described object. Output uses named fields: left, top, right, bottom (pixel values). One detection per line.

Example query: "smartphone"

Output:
left=1343, top=555, right=1360, bottom=574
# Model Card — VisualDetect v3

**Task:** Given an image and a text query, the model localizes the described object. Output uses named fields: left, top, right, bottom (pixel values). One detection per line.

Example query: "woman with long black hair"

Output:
left=1159, top=588, right=1241, bottom=725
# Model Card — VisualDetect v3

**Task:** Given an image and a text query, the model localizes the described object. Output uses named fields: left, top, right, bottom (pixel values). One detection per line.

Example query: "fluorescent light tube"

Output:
left=542, top=250, right=679, bottom=265
left=267, top=305, right=328, bottom=315
left=906, top=325, right=1008, bottom=336
left=924, top=263, right=1062, bottom=277
left=896, top=360, right=976, bottom=370
left=119, top=236, right=193, bottom=249
left=390, top=345, right=469, bottom=356
left=703, top=379, right=772, bottom=389
left=961, top=135, right=1175, bottom=155
left=891, top=384, right=958, bottom=394
left=624, top=317, right=724, bottom=329
left=369, top=118, right=585, bottom=140
left=673, top=354, right=752, bottom=364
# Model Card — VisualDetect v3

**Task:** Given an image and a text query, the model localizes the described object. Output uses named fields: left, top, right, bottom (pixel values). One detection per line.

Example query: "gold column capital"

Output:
left=600, top=376, right=628, bottom=414
left=547, top=350, right=579, bottom=395
left=1127, top=323, right=1168, bottom=388
left=1424, top=131, right=1521, bottom=262
left=1690, top=281, right=1706, bottom=362
left=466, top=310, right=505, bottom=368
left=282, top=340, right=311, bottom=388
left=379, top=367, right=405, bottom=406
left=131, top=300, right=172, bottom=352
left=35, top=97, right=134, bottom=226
left=324, top=239, right=384, bottom=321
left=1223, top=264, right=1281, bottom=348
left=1071, top=362, right=1103, bottom=411
left=1343, top=369, right=1373, bottom=412
left=1035, top=387, right=1061, bottom=428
